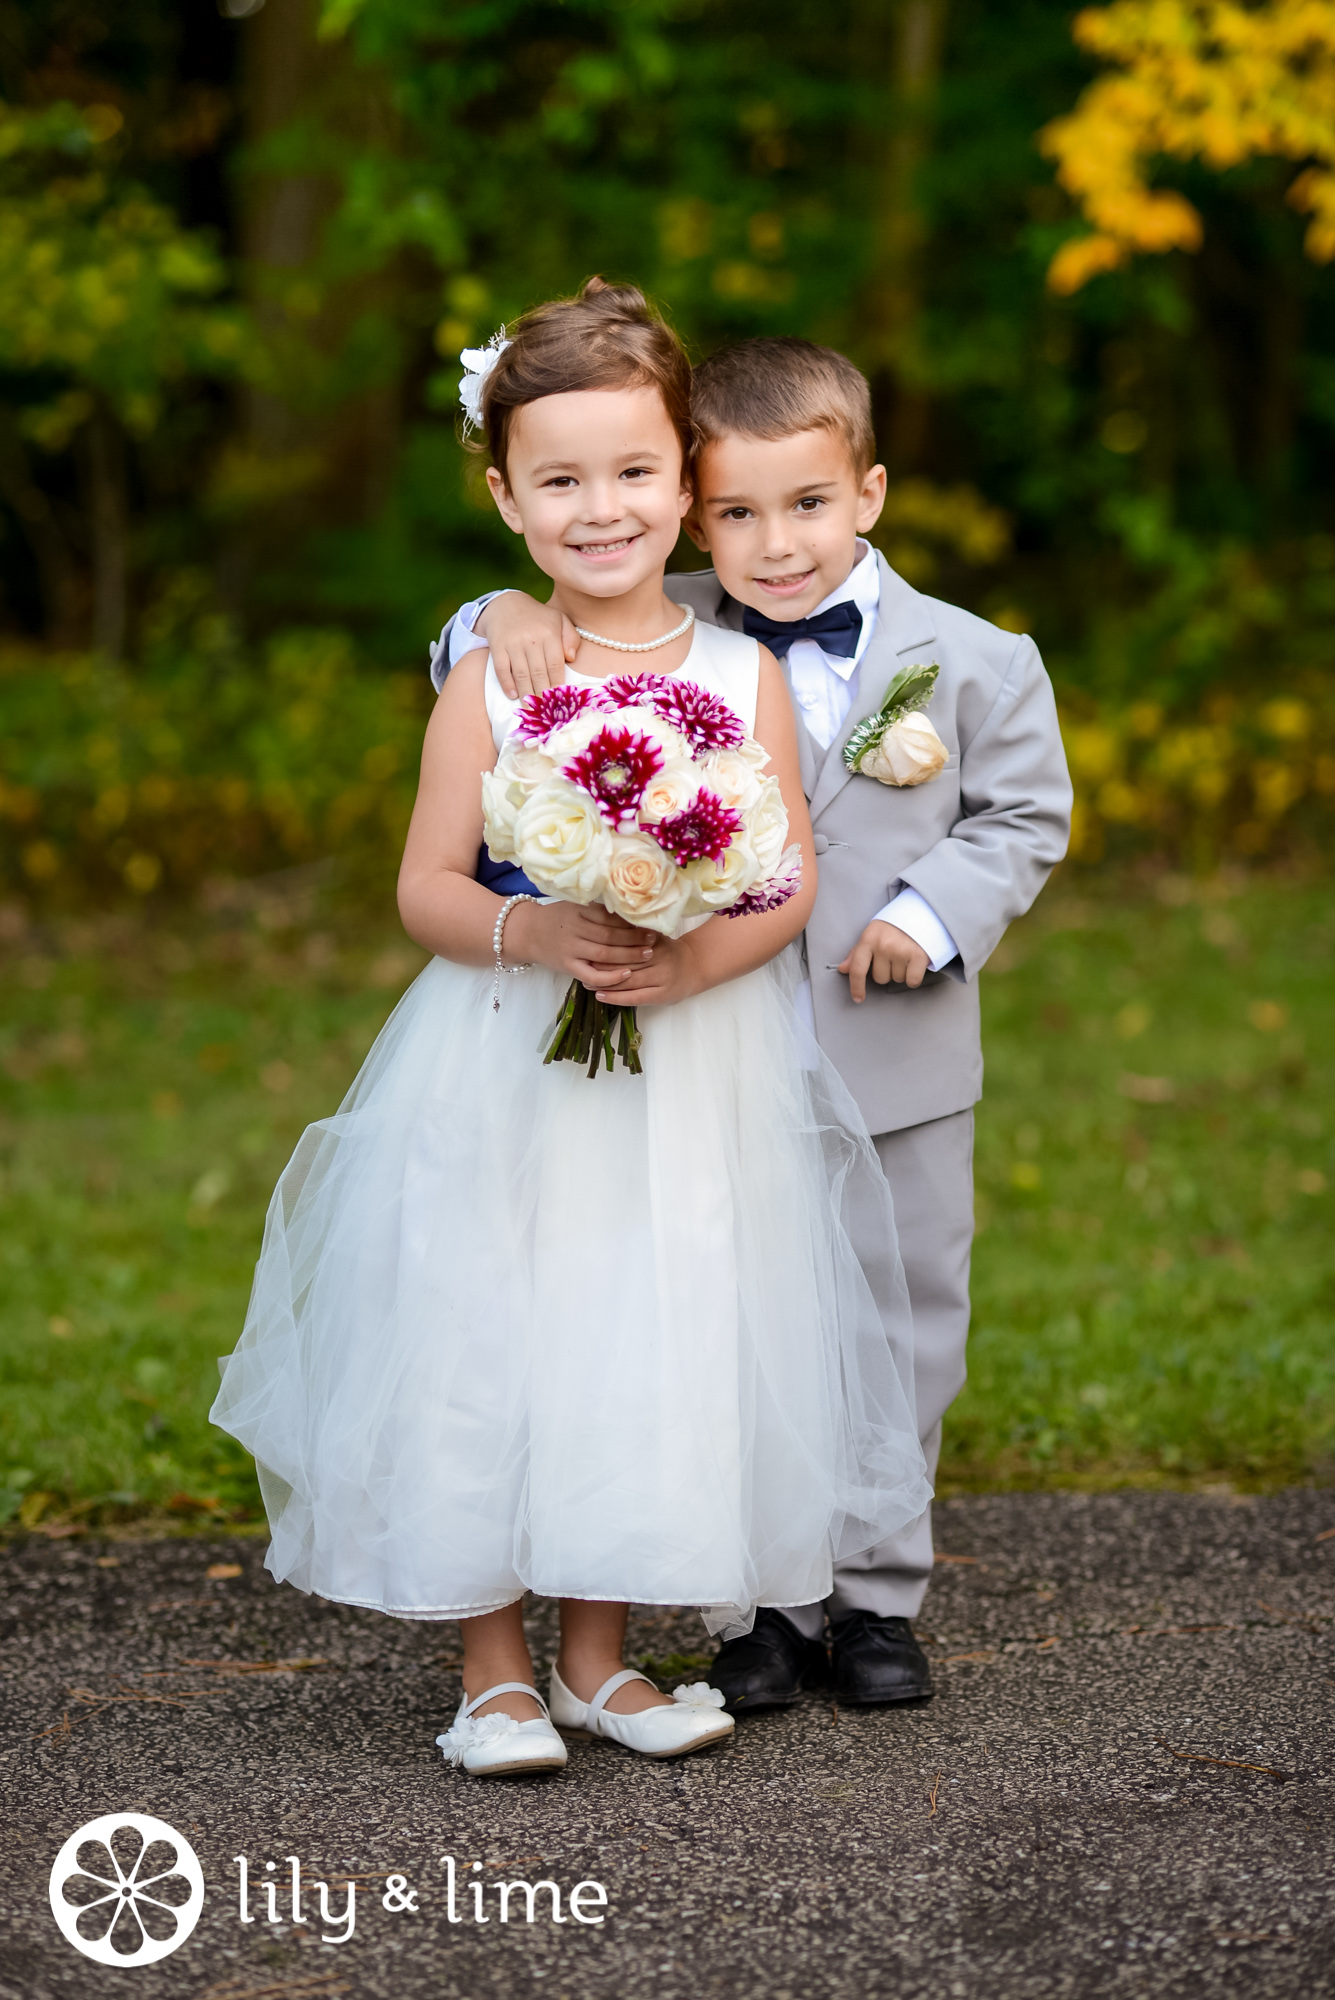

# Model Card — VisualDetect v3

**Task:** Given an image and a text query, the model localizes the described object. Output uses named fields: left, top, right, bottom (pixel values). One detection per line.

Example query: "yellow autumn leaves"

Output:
left=1043, top=0, right=1335, bottom=293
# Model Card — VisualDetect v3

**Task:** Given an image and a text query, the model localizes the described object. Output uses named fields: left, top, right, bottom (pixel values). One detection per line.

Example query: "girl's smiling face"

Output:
left=487, top=386, right=692, bottom=603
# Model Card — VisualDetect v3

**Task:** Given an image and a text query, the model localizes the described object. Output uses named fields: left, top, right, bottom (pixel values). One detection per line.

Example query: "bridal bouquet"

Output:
left=482, top=673, right=802, bottom=1077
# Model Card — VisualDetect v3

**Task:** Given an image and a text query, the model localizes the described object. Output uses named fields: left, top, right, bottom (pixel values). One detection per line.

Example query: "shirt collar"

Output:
left=804, top=539, right=880, bottom=678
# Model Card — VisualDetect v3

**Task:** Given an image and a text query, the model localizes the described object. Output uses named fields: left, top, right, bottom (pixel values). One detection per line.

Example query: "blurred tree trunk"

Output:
left=857, top=0, right=948, bottom=473
left=1194, top=211, right=1304, bottom=501
left=241, top=0, right=337, bottom=465
left=0, top=416, right=80, bottom=647
left=221, top=0, right=403, bottom=619
left=83, top=401, right=128, bottom=659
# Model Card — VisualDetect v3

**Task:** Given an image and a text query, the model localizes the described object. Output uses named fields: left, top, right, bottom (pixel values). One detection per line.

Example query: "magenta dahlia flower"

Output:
left=649, top=788, right=743, bottom=865
left=601, top=671, right=672, bottom=707
left=649, top=679, right=746, bottom=755
left=514, top=683, right=610, bottom=743
left=563, top=726, right=665, bottom=828
left=721, top=845, right=803, bottom=917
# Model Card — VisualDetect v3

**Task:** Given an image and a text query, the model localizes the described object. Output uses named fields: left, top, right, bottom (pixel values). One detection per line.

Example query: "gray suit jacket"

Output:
left=662, top=556, right=1072, bottom=1135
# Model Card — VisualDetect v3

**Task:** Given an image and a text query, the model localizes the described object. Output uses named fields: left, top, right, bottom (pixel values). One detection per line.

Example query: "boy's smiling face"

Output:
left=686, top=427, right=887, bottom=620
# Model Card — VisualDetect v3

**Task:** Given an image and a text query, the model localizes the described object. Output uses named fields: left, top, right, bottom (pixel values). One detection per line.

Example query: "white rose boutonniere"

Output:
left=842, top=663, right=949, bottom=788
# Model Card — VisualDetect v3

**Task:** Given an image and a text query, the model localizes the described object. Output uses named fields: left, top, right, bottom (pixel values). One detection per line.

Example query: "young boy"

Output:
left=432, top=337, right=1072, bottom=1710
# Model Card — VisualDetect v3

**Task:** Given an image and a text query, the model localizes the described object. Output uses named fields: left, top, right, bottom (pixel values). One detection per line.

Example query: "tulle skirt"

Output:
left=210, top=947, right=930, bottom=1636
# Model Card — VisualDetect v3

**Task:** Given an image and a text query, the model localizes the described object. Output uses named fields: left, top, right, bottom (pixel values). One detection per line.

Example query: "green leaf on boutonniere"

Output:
left=843, top=662, right=940, bottom=774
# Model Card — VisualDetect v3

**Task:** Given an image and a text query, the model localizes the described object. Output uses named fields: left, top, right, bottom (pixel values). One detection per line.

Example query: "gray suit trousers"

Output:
left=787, top=1106, right=975, bottom=1633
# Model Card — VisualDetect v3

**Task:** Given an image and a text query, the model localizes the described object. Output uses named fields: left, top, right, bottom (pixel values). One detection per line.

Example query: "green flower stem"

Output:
left=542, top=978, right=643, bottom=1078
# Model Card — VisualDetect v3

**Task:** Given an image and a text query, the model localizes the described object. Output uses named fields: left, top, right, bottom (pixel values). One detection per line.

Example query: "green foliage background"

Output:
left=3, top=0, right=1335, bottom=688
left=0, top=0, right=1333, bottom=906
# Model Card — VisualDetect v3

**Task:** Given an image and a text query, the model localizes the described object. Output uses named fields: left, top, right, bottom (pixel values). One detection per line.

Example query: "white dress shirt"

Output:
left=437, top=554, right=959, bottom=971
left=759, top=541, right=958, bottom=971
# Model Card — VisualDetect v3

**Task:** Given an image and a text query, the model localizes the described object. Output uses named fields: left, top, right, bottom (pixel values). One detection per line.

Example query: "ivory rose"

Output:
left=859, top=712, right=948, bottom=787
left=603, top=834, right=695, bottom=933
left=498, top=742, right=557, bottom=788
left=513, top=782, right=612, bottom=902
left=686, top=835, right=761, bottom=910
left=545, top=710, right=614, bottom=762
left=637, top=760, right=703, bottom=824
left=481, top=771, right=522, bottom=859
left=698, top=747, right=763, bottom=813
left=617, top=707, right=693, bottom=763
left=748, top=776, right=789, bottom=876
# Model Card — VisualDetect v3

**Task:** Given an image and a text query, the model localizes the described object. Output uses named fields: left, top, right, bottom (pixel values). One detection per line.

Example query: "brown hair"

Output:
left=691, top=337, right=876, bottom=477
left=476, top=277, right=695, bottom=483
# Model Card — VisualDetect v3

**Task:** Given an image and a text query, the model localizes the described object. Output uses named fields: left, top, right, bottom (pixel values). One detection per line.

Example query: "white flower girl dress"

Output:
left=211, top=622, right=930, bottom=1636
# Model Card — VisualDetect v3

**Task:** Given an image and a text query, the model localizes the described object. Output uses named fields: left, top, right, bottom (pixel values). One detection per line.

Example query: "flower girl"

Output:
left=211, top=279, right=929, bottom=1779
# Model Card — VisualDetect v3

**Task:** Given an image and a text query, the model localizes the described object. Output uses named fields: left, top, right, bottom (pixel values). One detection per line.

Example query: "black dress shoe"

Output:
left=709, top=1608, right=829, bottom=1714
left=830, top=1611, right=933, bottom=1705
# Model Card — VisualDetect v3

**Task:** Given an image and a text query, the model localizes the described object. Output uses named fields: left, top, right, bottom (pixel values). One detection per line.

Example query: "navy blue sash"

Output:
left=476, top=844, right=542, bottom=900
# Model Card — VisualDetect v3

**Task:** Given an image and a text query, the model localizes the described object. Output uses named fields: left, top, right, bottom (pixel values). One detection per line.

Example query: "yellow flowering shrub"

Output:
left=0, top=630, right=429, bottom=909
left=1062, top=686, right=1335, bottom=865
left=0, top=626, right=1328, bottom=906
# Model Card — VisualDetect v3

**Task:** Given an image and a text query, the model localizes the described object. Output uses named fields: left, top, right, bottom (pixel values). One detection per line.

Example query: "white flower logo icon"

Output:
left=49, top=1812, right=204, bottom=1965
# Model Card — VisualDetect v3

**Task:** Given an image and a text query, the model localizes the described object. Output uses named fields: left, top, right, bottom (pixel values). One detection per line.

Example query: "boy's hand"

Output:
left=837, top=920, right=929, bottom=1002
left=474, top=592, right=580, bottom=699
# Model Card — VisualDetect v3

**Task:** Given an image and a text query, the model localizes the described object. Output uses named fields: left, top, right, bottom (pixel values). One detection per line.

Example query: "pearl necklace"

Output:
left=572, top=606, right=694, bottom=653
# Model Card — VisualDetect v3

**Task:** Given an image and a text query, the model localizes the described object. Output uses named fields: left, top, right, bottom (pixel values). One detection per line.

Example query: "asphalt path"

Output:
left=3, top=1488, right=1333, bottom=2000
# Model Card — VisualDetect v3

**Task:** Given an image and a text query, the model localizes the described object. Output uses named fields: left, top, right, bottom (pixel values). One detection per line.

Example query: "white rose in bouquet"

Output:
left=500, top=742, right=558, bottom=789
left=481, top=768, right=522, bottom=859
left=618, top=706, right=693, bottom=763
left=698, top=746, right=763, bottom=813
left=637, top=760, right=704, bottom=825
left=748, top=776, right=789, bottom=876
left=686, top=835, right=761, bottom=910
left=513, top=781, right=613, bottom=903
left=604, top=833, right=695, bottom=933
left=545, top=709, right=615, bottom=762
left=483, top=743, right=557, bottom=858
left=858, top=711, right=948, bottom=788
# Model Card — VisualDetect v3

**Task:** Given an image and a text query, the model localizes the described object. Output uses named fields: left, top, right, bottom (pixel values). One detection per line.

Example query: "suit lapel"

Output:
left=807, top=554, right=938, bottom=822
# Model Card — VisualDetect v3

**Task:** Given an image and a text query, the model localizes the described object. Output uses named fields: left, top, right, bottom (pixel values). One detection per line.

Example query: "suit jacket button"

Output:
left=812, top=833, right=829, bottom=855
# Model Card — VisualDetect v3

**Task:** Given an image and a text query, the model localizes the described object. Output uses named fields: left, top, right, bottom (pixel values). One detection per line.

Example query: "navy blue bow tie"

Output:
left=741, top=599, right=862, bottom=662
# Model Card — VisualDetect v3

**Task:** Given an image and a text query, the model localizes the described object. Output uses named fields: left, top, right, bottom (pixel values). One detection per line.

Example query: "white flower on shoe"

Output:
left=435, top=1712, right=520, bottom=1767
left=671, top=1682, right=727, bottom=1709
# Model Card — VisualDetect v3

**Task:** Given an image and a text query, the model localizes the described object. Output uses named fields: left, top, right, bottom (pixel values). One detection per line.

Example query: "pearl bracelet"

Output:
left=492, top=894, right=538, bottom=1012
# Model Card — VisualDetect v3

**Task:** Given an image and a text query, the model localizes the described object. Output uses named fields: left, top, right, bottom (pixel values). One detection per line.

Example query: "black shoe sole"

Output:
left=834, top=1685, right=934, bottom=1707
left=721, top=1676, right=830, bottom=1716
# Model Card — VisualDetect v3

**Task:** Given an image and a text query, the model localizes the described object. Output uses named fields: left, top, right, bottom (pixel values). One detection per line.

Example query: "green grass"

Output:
left=0, top=870, right=1332, bottom=1535
left=951, top=871, right=1335, bottom=1491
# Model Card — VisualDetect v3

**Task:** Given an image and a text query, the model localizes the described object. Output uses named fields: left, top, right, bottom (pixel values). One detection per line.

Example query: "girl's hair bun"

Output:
left=476, top=276, right=694, bottom=480
left=578, top=275, right=652, bottom=321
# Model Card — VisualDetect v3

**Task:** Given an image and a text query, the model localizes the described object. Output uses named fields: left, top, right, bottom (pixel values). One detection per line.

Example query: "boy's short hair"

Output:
left=691, top=337, right=876, bottom=477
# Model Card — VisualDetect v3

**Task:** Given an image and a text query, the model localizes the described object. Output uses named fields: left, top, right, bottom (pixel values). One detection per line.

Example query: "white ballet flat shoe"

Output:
left=436, top=1681, right=568, bottom=1778
left=548, top=1666, right=735, bottom=1759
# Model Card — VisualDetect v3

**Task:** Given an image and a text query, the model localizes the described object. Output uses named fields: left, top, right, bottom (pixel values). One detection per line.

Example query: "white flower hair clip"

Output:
left=458, top=329, right=509, bottom=435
